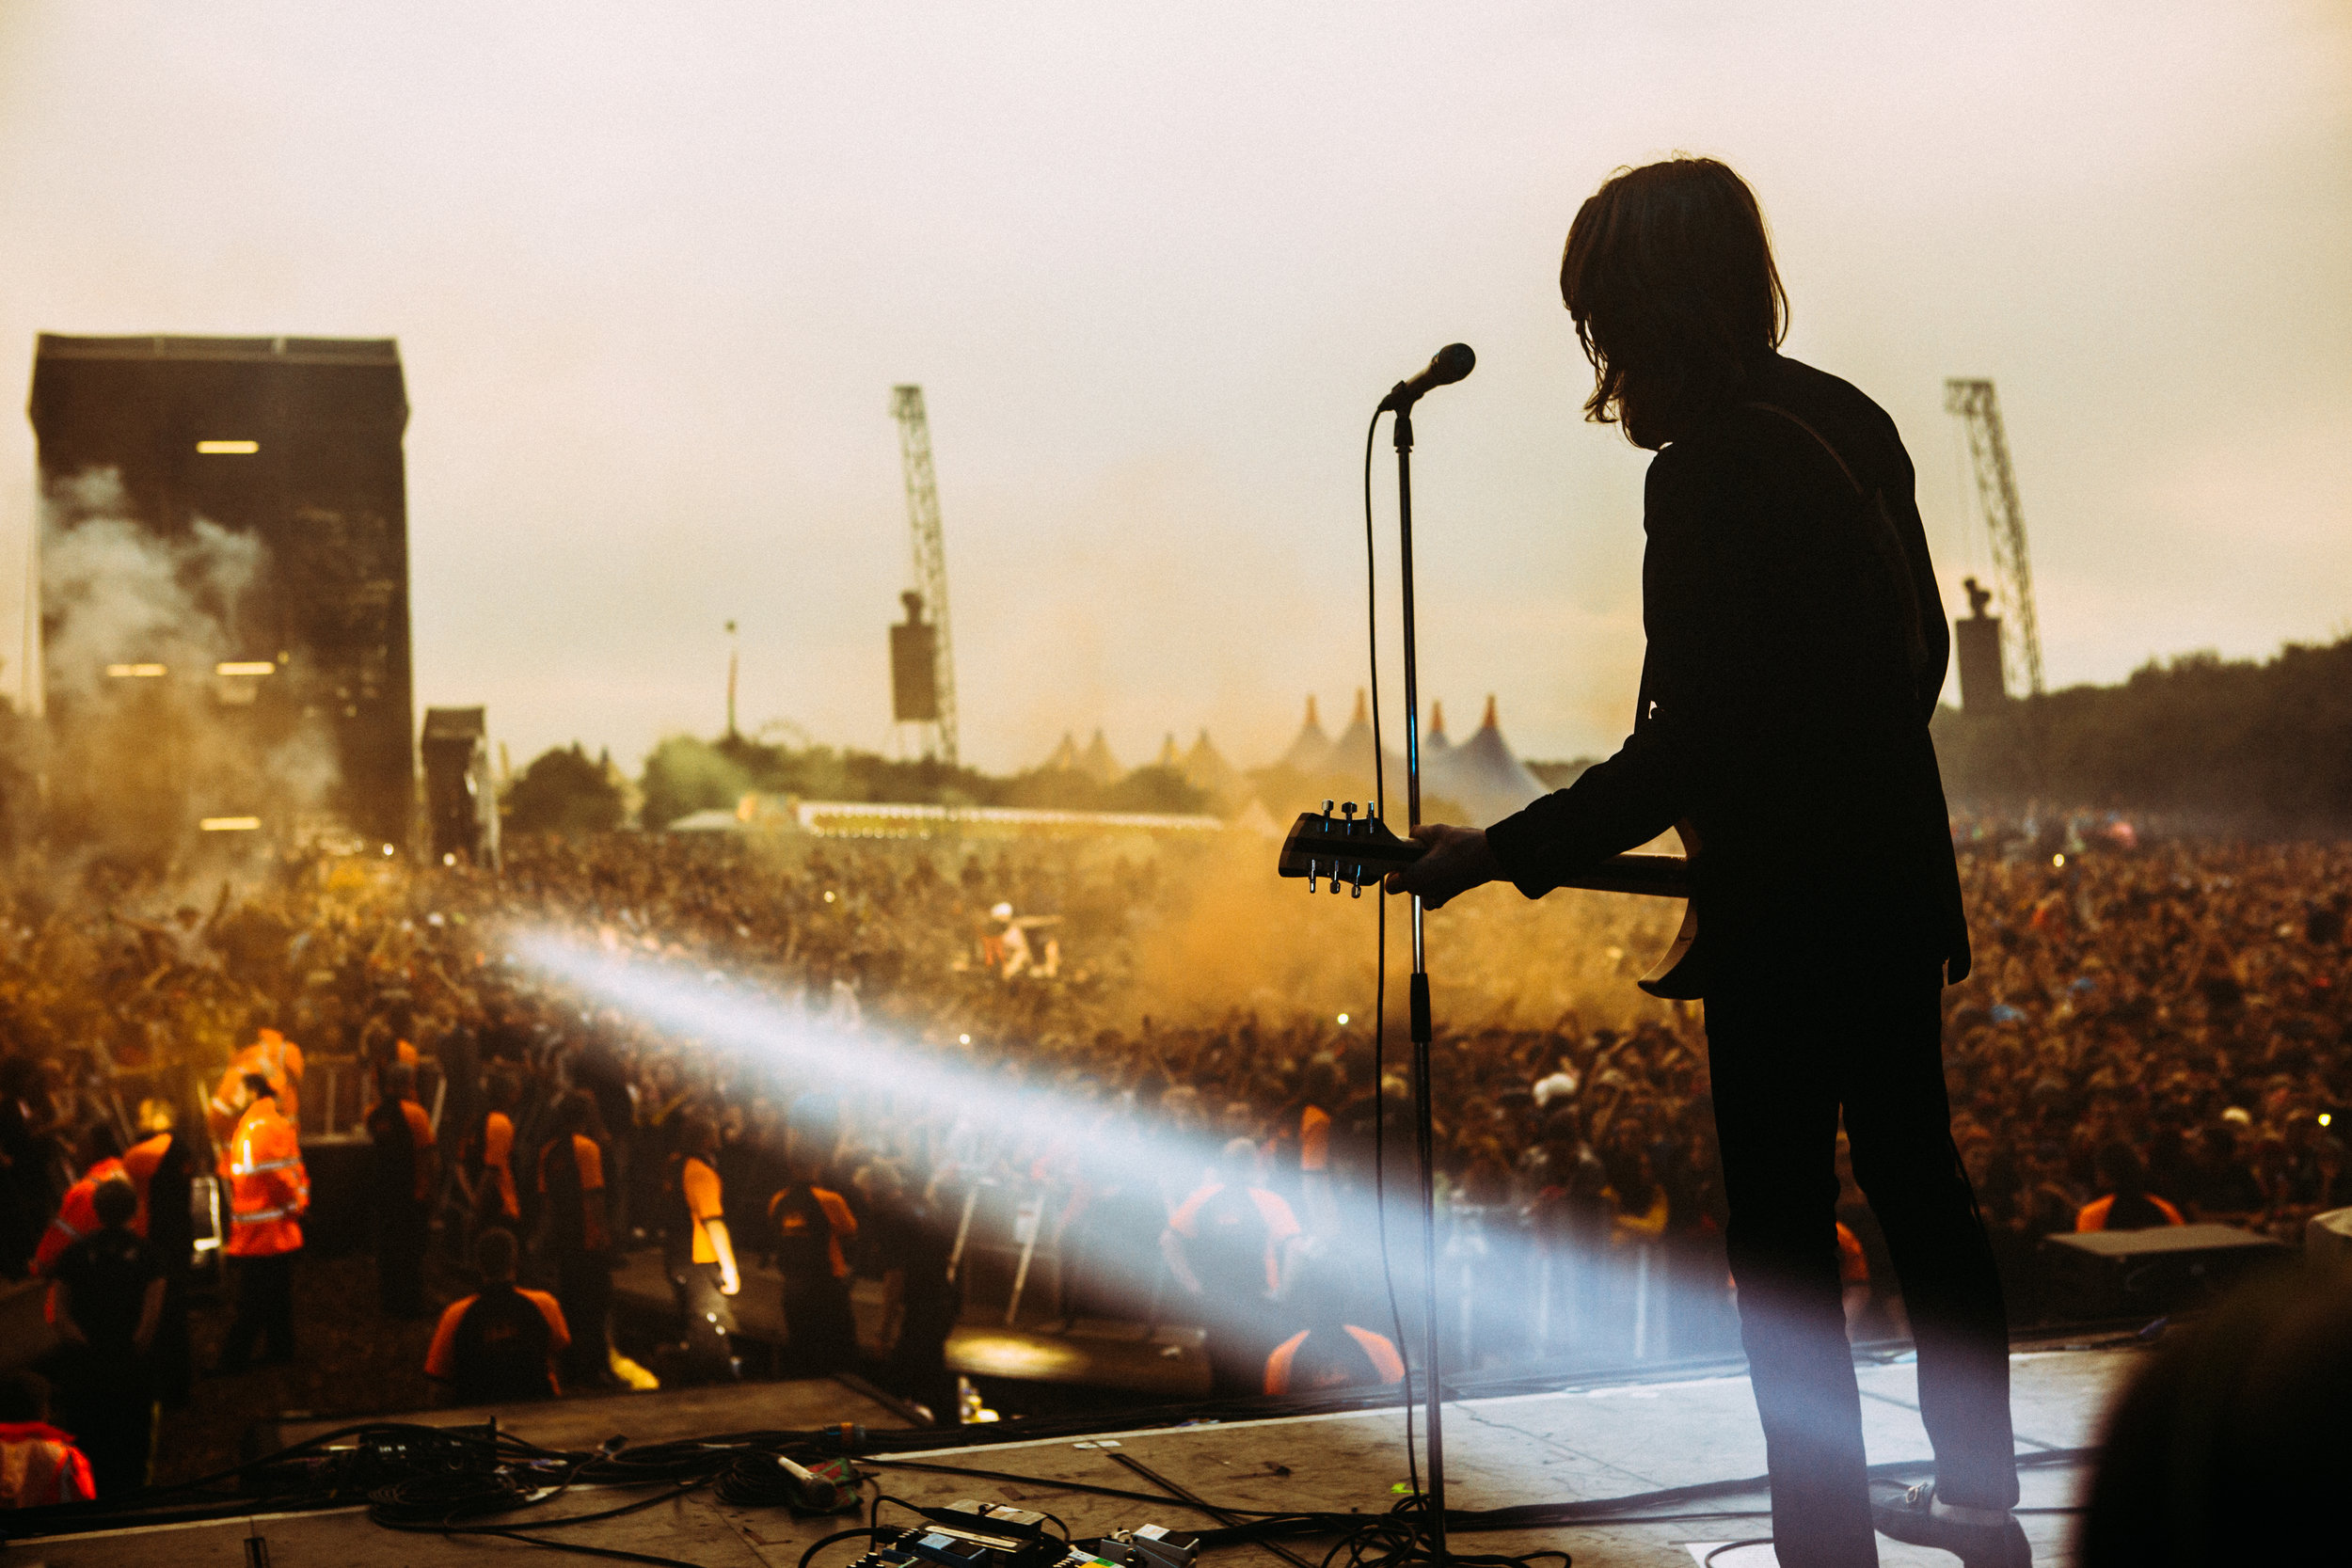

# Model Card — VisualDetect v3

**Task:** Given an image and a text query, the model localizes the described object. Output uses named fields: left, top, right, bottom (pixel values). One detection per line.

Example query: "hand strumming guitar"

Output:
left=1382, top=823, right=1503, bottom=911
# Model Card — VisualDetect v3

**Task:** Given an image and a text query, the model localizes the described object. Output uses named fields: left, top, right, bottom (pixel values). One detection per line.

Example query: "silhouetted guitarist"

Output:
left=1390, top=157, right=2026, bottom=1568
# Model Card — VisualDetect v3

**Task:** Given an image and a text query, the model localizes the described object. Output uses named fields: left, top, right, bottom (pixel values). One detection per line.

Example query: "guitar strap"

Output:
left=1742, top=401, right=1936, bottom=709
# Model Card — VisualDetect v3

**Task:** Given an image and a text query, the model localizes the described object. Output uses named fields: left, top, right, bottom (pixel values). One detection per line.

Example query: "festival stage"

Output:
left=268, top=1373, right=918, bottom=1454
left=18, top=1338, right=2134, bottom=1567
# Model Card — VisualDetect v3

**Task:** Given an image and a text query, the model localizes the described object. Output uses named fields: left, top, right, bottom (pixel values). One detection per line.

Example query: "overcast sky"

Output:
left=0, top=2, right=2344, bottom=776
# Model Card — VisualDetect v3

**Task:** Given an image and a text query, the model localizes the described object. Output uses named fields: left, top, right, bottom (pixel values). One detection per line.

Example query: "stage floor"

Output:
left=271, top=1372, right=917, bottom=1453
left=18, top=1342, right=2136, bottom=1568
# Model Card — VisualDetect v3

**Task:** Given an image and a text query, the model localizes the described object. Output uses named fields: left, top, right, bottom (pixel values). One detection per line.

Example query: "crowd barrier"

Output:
left=929, top=1177, right=1740, bottom=1372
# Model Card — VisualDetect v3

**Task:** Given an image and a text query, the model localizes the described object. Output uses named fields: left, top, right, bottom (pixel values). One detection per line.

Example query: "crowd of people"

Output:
left=0, top=817, right=2344, bottom=1500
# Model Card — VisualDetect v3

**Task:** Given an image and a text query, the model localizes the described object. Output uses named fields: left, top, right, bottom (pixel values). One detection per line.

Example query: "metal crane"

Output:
left=1943, top=378, right=2045, bottom=698
left=889, top=385, right=959, bottom=765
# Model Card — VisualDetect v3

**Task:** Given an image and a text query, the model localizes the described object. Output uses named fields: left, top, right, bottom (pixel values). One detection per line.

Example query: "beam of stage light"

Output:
left=512, top=927, right=1208, bottom=1180
left=511, top=926, right=1746, bottom=1381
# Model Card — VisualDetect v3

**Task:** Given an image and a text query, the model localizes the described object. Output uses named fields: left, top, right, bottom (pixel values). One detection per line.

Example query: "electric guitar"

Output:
left=1274, top=802, right=1701, bottom=999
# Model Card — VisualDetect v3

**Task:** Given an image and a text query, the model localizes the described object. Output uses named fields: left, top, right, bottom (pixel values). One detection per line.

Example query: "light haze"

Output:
left=0, top=2, right=2344, bottom=776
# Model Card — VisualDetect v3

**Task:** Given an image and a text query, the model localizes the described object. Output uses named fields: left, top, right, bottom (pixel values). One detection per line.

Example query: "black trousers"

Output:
left=56, top=1349, right=153, bottom=1496
left=153, top=1271, right=194, bottom=1408
left=883, top=1285, right=961, bottom=1420
left=665, top=1259, right=737, bottom=1383
left=222, top=1251, right=298, bottom=1369
left=378, top=1200, right=429, bottom=1319
left=554, top=1249, right=613, bottom=1387
left=1705, top=958, right=2015, bottom=1568
left=780, top=1276, right=859, bottom=1377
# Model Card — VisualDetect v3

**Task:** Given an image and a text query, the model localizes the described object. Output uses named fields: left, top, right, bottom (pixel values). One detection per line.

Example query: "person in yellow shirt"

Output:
left=536, top=1092, right=612, bottom=1389
left=767, top=1158, right=859, bottom=1375
left=661, top=1114, right=739, bottom=1383
left=465, top=1069, right=522, bottom=1239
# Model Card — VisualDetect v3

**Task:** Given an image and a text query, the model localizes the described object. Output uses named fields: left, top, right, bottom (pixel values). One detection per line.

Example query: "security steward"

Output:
left=47, top=1178, right=166, bottom=1495
left=424, top=1227, right=570, bottom=1404
left=208, top=1025, right=305, bottom=1144
left=860, top=1162, right=960, bottom=1419
left=464, top=1068, right=523, bottom=1242
left=1261, top=1244, right=1402, bottom=1398
left=662, top=1114, right=740, bottom=1382
left=32, top=1125, right=127, bottom=1277
left=366, top=1062, right=438, bottom=1319
left=218, top=1072, right=309, bottom=1372
left=126, top=1100, right=199, bottom=1406
left=536, top=1091, right=612, bottom=1388
left=767, top=1157, right=859, bottom=1375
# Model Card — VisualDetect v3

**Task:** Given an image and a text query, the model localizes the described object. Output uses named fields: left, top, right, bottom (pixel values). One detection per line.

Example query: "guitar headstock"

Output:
left=1276, top=800, right=1422, bottom=896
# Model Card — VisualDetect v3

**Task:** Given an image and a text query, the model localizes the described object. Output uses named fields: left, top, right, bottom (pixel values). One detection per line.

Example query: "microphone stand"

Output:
left=1391, top=398, right=1447, bottom=1562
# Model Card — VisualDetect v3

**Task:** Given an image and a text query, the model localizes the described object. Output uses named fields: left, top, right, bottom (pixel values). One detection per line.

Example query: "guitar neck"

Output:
left=1277, top=807, right=1690, bottom=900
left=1554, top=852, right=1689, bottom=900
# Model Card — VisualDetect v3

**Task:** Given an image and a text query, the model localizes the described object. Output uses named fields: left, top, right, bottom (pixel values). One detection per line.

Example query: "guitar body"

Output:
left=1632, top=821, right=1702, bottom=1000
left=1275, top=808, right=1705, bottom=1000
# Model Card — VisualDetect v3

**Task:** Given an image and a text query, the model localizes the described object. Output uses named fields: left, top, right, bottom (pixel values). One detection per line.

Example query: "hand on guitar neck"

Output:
left=1382, top=823, right=1502, bottom=911
left=1272, top=802, right=1704, bottom=999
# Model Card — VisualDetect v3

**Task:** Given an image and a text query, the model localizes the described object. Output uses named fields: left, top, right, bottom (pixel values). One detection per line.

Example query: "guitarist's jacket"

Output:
left=1486, top=353, right=1971, bottom=991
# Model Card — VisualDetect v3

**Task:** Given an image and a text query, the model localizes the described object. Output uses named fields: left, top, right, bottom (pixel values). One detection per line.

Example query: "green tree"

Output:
left=638, top=735, right=754, bottom=829
left=503, top=744, right=625, bottom=837
left=1932, top=633, right=2352, bottom=831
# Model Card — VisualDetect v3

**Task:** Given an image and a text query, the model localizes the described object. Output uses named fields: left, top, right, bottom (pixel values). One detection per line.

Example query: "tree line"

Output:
left=503, top=731, right=1215, bottom=836
left=504, top=631, right=2352, bottom=839
left=1931, top=633, right=2352, bottom=832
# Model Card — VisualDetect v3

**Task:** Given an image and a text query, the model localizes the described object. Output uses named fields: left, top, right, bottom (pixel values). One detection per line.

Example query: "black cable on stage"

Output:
left=861, top=1456, right=1198, bottom=1511
left=799, top=1526, right=892, bottom=1568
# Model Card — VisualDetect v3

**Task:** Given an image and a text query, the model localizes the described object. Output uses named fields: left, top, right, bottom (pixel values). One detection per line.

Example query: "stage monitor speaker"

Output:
left=2040, top=1223, right=2291, bottom=1322
left=891, top=620, right=938, bottom=722
left=1955, top=613, right=2005, bottom=712
left=2304, top=1207, right=2352, bottom=1267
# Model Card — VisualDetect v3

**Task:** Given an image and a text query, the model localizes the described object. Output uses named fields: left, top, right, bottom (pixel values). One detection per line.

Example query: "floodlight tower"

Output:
left=1943, top=378, right=2045, bottom=698
left=889, top=385, right=959, bottom=766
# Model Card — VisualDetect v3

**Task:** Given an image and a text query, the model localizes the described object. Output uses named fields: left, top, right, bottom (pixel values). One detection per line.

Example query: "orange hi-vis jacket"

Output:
left=0, top=1420, right=97, bottom=1507
left=226, top=1099, right=308, bottom=1258
left=210, top=1030, right=306, bottom=1137
left=32, top=1156, right=126, bottom=1275
left=120, top=1132, right=173, bottom=1233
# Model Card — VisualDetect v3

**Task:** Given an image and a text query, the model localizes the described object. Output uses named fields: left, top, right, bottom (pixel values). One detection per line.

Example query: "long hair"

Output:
left=1561, top=156, right=1788, bottom=449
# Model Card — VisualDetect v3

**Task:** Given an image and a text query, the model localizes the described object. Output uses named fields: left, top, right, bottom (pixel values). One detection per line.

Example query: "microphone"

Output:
left=1379, top=343, right=1475, bottom=412
left=774, top=1453, right=841, bottom=1511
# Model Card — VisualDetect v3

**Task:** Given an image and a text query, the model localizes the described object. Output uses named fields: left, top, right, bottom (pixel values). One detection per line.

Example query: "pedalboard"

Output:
left=851, top=1512, right=1200, bottom=1568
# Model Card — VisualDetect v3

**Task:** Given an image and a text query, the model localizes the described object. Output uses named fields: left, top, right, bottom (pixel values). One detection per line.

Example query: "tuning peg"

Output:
left=1307, top=860, right=1319, bottom=894
left=1350, top=869, right=1363, bottom=898
left=1342, top=800, right=1357, bottom=818
left=1329, top=870, right=1343, bottom=894
left=1321, top=800, right=1335, bottom=821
